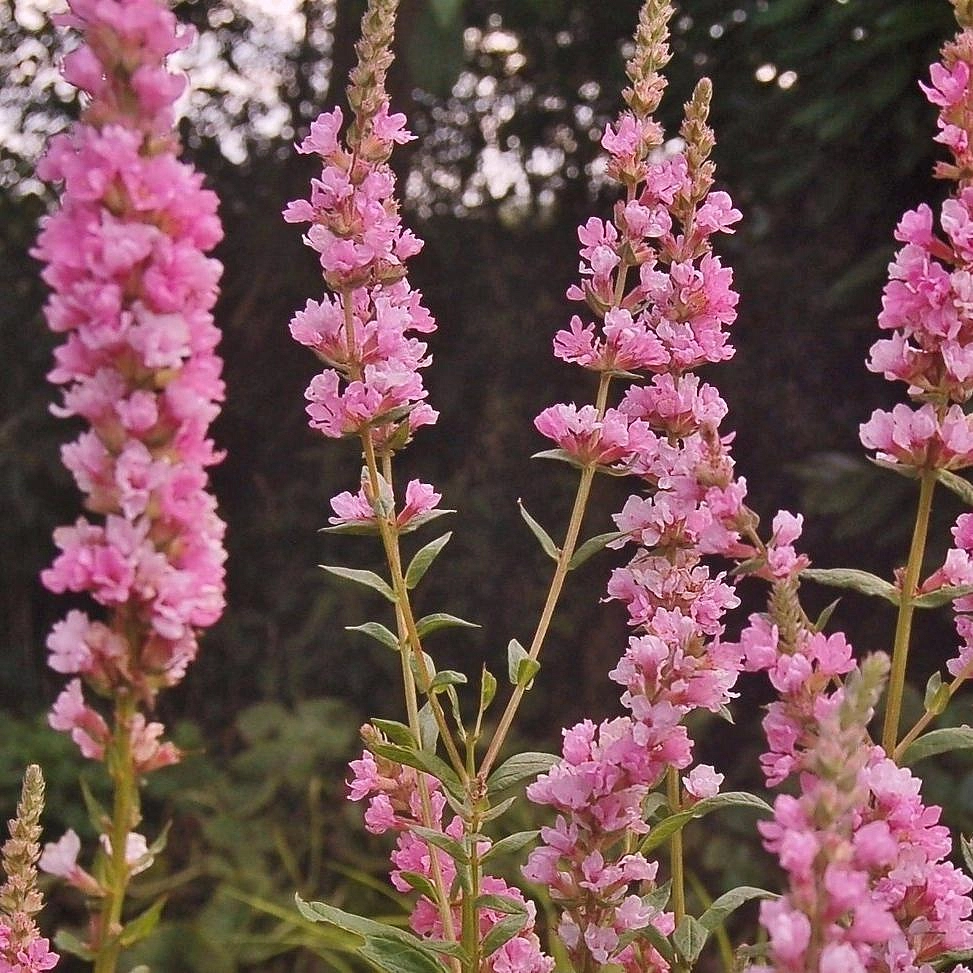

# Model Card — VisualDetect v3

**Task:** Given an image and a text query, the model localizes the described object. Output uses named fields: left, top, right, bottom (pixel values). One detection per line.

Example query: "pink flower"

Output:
left=684, top=764, right=723, bottom=800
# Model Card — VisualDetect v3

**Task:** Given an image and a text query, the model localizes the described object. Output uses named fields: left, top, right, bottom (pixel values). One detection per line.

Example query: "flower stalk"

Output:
left=882, top=468, right=937, bottom=755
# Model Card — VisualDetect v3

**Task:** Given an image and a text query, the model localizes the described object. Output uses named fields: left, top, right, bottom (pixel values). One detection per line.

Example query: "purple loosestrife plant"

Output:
left=0, top=767, right=59, bottom=973
left=849, top=11, right=973, bottom=757
left=287, top=1, right=973, bottom=973
left=32, top=0, right=225, bottom=968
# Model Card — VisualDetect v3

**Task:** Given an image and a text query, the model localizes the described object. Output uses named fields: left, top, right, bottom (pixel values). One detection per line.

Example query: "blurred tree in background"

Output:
left=2, top=0, right=970, bottom=969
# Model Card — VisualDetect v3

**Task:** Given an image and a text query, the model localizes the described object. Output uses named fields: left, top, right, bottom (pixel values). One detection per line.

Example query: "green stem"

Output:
left=361, top=433, right=467, bottom=780
left=93, top=695, right=140, bottom=973
left=666, top=767, right=686, bottom=931
left=882, top=468, right=937, bottom=757
left=478, top=373, right=612, bottom=780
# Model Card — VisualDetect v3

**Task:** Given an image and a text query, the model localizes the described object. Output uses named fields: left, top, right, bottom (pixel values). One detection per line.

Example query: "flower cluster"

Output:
left=349, top=733, right=554, bottom=973
left=861, top=27, right=973, bottom=466
left=525, top=3, right=750, bottom=967
left=0, top=768, right=58, bottom=973
left=284, top=0, right=436, bottom=453
left=735, top=524, right=973, bottom=970
left=33, top=0, right=226, bottom=749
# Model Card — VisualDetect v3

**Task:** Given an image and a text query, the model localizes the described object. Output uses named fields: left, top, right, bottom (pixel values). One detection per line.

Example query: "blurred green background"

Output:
left=3, top=0, right=973, bottom=969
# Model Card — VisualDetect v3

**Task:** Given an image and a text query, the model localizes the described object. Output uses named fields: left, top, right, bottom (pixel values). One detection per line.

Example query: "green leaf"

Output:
left=912, top=584, right=973, bottom=609
left=473, top=796, right=513, bottom=824
left=633, top=916, right=676, bottom=966
left=480, top=667, right=497, bottom=713
left=119, top=895, right=168, bottom=947
left=369, top=741, right=464, bottom=800
left=398, top=870, right=439, bottom=901
left=400, top=509, right=456, bottom=534
left=410, top=649, right=437, bottom=688
left=405, top=533, right=452, bottom=590
left=475, top=893, right=528, bottom=915
left=802, top=567, right=899, bottom=605
left=639, top=792, right=772, bottom=855
left=699, top=886, right=778, bottom=932
left=924, top=671, right=950, bottom=716
left=80, top=775, right=109, bottom=834
left=486, top=751, right=559, bottom=796
left=371, top=719, right=416, bottom=747
left=643, top=880, right=672, bottom=913
left=673, top=915, right=708, bottom=965
left=531, top=448, right=584, bottom=469
left=415, top=613, right=481, bottom=638
left=962, top=835, right=973, bottom=877
left=481, top=914, right=528, bottom=957
left=934, top=948, right=973, bottom=970
left=938, top=468, right=973, bottom=507
left=320, top=565, right=396, bottom=602
left=506, top=639, right=540, bottom=689
left=347, top=622, right=400, bottom=652
left=318, top=521, right=381, bottom=536
left=813, top=598, right=841, bottom=632
left=518, top=501, right=560, bottom=560
left=481, top=830, right=540, bottom=864
left=901, top=726, right=973, bottom=765
left=53, top=930, right=94, bottom=962
left=568, top=531, right=627, bottom=570
left=359, top=935, right=447, bottom=973
left=643, top=793, right=669, bottom=821
left=417, top=701, right=440, bottom=753
left=297, top=897, right=434, bottom=947
left=422, top=940, right=469, bottom=962
left=429, top=669, right=468, bottom=692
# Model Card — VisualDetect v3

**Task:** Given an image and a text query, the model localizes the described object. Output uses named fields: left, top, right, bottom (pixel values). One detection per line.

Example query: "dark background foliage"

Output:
left=3, top=0, right=973, bottom=968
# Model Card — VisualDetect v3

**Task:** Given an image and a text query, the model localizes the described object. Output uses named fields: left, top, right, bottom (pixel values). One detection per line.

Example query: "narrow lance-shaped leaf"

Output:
left=486, top=752, right=559, bottom=796
left=802, top=567, right=899, bottom=605
left=481, top=830, right=540, bottom=864
left=639, top=792, right=772, bottom=854
left=938, top=468, right=973, bottom=507
left=347, top=621, right=400, bottom=652
left=507, top=638, right=540, bottom=689
left=371, top=718, right=416, bottom=747
left=369, top=741, right=463, bottom=800
left=673, top=914, right=708, bottom=966
left=415, top=613, right=480, bottom=639
left=912, top=584, right=973, bottom=609
left=118, top=895, right=168, bottom=947
left=923, top=671, right=950, bottom=716
left=405, top=532, right=452, bottom=590
left=480, top=666, right=497, bottom=713
left=320, top=564, right=396, bottom=602
left=962, top=834, right=973, bottom=877
left=429, top=669, right=468, bottom=692
left=517, top=500, right=560, bottom=561
left=901, top=726, right=973, bottom=765
left=359, top=936, right=446, bottom=973
left=568, top=531, right=627, bottom=570
left=699, top=886, right=779, bottom=933
left=480, top=914, right=529, bottom=958
left=417, top=701, right=440, bottom=753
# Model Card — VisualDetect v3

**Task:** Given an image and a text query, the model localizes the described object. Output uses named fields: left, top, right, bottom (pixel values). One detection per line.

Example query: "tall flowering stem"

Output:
left=859, top=14, right=973, bottom=754
left=33, top=1, right=226, bottom=968
left=523, top=1, right=751, bottom=968
left=0, top=766, right=59, bottom=972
